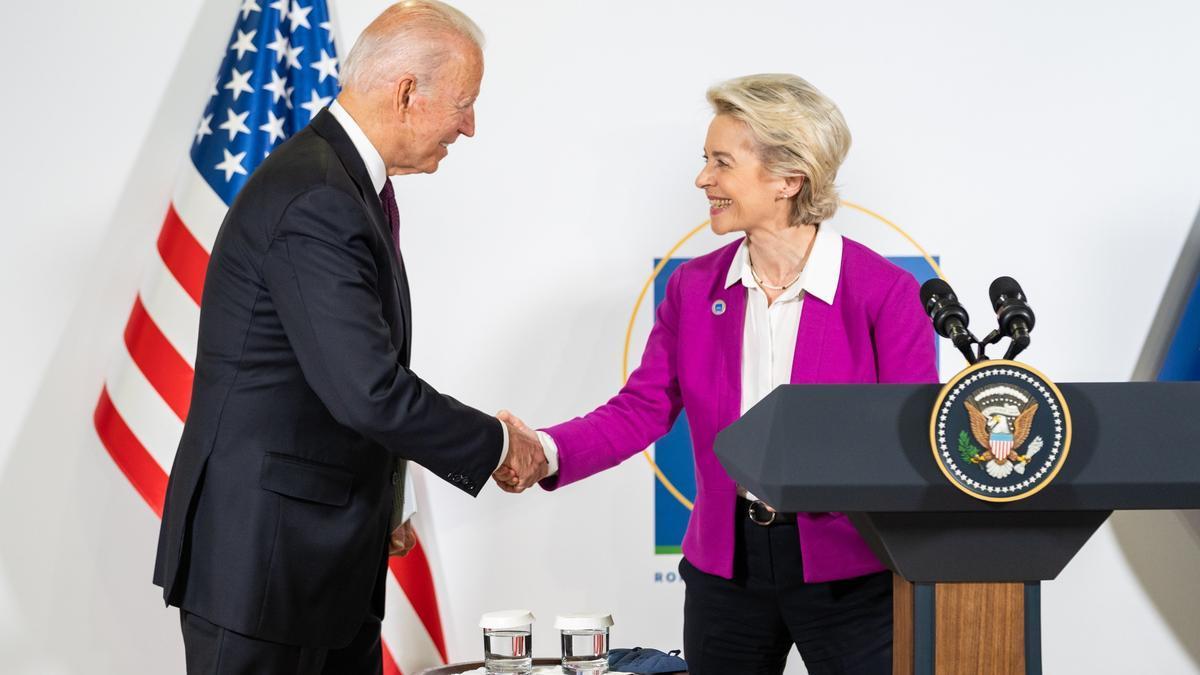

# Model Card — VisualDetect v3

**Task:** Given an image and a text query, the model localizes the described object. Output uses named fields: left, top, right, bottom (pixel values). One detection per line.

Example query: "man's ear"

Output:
left=393, top=75, right=417, bottom=120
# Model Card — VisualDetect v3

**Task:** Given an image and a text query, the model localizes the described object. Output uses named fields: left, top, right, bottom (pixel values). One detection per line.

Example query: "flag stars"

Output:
left=289, top=0, right=313, bottom=31
left=239, top=0, right=261, bottom=19
left=319, top=20, right=335, bottom=42
left=311, top=49, right=338, bottom=82
left=263, top=69, right=290, bottom=104
left=219, top=107, right=251, bottom=140
left=285, top=43, right=305, bottom=70
left=215, top=148, right=249, bottom=182
left=225, top=67, right=255, bottom=101
left=269, top=0, right=289, bottom=22
left=266, top=29, right=290, bottom=64
left=230, top=29, right=258, bottom=60
left=195, top=113, right=213, bottom=144
left=299, top=90, right=332, bottom=120
left=259, top=110, right=287, bottom=144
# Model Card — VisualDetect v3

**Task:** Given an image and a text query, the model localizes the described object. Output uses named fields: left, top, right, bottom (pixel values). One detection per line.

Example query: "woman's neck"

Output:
left=745, top=222, right=819, bottom=286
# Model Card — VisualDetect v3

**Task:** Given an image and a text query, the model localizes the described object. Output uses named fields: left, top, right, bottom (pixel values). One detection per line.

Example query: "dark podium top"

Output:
left=714, top=381, right=1200, bottom=581
left=716, top=381, right=1200, bottom=514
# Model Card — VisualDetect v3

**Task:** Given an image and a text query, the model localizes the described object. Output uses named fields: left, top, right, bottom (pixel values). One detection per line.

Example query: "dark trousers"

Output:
left=680, top=504, right=892, bottom=675
left=180, top=610, right=383, bottom=675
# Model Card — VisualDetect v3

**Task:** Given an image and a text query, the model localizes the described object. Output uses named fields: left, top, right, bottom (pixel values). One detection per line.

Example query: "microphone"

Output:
left=920, top=278, right=976, bottom=364
left=989, top=276, right=1035, bottom=360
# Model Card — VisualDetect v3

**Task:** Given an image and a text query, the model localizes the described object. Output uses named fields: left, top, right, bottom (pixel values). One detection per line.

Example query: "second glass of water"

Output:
left=480, top=610, right=534, bottom=675
left=555, top=613, right=613, bottom=674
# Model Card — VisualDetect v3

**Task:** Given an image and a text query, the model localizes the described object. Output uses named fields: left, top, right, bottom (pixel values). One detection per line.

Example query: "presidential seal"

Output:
left=930, top=360, right=1071, bottom=502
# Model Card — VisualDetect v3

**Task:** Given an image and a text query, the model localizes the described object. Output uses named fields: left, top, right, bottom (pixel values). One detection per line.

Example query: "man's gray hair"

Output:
left=340, top=0, right=485, bottom=93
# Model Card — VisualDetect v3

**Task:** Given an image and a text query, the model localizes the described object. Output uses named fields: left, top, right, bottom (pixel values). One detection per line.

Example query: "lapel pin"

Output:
left=712, top=300, right=727, bottom=316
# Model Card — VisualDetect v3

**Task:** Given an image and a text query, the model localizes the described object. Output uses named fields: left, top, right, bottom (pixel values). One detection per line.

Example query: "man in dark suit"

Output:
left=152, top=3, right=547, bottom=673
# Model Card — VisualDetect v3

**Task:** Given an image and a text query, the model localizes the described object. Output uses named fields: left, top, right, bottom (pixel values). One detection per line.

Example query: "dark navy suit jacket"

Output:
left=153, top=109, right=501, bottom=648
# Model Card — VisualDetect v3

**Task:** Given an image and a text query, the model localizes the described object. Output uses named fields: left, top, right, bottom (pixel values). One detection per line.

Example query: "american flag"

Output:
left=92, top=2, right=448, bottom=672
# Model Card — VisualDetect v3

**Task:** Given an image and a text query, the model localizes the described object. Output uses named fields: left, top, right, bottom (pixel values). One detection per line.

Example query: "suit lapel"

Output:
left=791, top=293, right=829, bottom=384
left=713, top=247, right=747, bottom=428
left=310, top=110, right=412, bottom=365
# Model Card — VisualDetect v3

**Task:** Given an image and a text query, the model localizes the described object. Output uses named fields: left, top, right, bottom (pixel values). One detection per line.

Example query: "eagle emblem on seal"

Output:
left=960, top=385, right=1045, bottom=479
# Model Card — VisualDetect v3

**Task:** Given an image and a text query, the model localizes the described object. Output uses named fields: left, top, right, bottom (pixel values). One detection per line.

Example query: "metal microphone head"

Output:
left=989, top=276, right=1026, bottom=313
left=920, top=278, right=954, bottom=315
left=989, top=276, right=1036, bottom=336
left=920, top=278, right=970, bottom=340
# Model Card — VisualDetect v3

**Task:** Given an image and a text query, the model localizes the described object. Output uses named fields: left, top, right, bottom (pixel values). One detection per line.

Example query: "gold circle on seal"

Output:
left=929, top=359, right=1073, bottom=503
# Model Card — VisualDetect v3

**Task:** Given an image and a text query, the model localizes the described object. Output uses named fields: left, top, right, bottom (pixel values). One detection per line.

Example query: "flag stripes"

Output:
left=95, top=388, right=168, bottom=517
left=157, top=205, right=209, bottom=304
left=124, top=297, right=194, bottom=420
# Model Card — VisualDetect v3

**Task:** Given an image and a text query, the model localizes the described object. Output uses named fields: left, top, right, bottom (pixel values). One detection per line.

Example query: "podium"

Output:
left=713, top=380, right=1200, bottom=675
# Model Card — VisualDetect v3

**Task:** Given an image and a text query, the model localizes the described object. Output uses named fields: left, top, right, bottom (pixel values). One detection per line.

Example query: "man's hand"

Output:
left=493, top=410, right=547, bottom=493
left=388, top=520, right=416, bottom=557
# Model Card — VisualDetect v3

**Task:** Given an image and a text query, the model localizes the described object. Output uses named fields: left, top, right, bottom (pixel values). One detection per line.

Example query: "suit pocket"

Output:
left=260, top=453, right=353, bottom=506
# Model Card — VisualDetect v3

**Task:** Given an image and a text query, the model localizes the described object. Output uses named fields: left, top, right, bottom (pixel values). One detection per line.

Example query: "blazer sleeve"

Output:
left=873, top=271, right=940, bottom=384
left=539, top=266, right=686, bottom=490
left=260, top=187, right=501, bottom=495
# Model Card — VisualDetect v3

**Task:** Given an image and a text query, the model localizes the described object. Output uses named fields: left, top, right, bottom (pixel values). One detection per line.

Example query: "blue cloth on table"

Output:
left=608, top=647, right=688, bottom=674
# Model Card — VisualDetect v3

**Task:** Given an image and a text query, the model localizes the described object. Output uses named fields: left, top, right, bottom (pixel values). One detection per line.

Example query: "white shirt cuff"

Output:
left=537, top=430, right=560, bottom=477
left=496, top=419, right=510, bottom=472
left=401, top=469, right=417, bottom=523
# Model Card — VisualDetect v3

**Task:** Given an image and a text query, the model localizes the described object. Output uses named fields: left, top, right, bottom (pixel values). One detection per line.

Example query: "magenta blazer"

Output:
left=540, top=235, right=938, bottom=583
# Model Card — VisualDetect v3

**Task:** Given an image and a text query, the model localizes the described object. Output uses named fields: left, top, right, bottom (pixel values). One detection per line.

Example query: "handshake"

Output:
left=492, top=410, right=548, bottom=493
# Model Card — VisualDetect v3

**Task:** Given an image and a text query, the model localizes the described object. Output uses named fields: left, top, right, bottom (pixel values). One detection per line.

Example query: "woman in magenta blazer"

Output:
left=500, top=74, right=937, bottom=675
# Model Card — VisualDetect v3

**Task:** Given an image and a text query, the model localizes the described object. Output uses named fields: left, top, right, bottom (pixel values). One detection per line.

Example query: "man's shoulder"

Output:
left=240, top=127, right=359, bottom=206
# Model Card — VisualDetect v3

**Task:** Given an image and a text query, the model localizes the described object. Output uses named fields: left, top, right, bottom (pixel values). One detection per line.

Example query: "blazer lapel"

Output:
left=791, top=293, right=830, bottom=384
left=311, top=110, right=412, bottom=364
left=713, top=249, right=747, bottom=428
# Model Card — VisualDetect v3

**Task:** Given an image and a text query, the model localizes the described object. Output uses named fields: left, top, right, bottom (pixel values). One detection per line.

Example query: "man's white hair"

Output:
left=340, top=0, right=485, bottom=93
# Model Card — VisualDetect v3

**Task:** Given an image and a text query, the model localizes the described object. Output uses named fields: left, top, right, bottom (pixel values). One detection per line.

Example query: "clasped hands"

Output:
left=492, top=410, right=546, bottom=493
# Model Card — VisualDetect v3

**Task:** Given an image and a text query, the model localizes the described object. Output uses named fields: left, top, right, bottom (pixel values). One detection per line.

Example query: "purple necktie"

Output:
left=379, top=179, right=400, bottom=253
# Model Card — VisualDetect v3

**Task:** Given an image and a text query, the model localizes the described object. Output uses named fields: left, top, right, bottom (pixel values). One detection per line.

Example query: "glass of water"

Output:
left=555, top=613, right=613, bottom=674
left=480, top=610, right=534, bottom=675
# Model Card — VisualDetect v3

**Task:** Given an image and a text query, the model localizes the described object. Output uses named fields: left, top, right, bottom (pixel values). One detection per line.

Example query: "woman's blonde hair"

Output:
left=707, top=74, right=851, bottom=226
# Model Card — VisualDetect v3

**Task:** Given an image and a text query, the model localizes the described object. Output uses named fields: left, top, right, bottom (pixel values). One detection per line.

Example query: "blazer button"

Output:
left=391, top=471, right=400, bottom=485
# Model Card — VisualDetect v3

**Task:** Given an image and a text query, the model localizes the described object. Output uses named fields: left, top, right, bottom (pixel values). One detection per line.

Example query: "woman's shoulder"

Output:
left=838, top=235, right=915, bottom=296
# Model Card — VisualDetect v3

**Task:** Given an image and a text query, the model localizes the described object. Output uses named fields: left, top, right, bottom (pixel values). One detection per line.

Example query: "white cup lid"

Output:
left=480, top=609, right=535, bottom=629
left=554, top=613, right=614, bottom=630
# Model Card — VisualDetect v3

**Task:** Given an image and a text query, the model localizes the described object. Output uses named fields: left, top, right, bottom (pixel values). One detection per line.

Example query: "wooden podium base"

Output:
left=893, top=575, right=1041, bottom=675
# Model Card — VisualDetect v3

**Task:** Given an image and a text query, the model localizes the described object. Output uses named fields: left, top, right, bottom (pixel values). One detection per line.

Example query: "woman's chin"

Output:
left=709, top=220, right=740, bottom=236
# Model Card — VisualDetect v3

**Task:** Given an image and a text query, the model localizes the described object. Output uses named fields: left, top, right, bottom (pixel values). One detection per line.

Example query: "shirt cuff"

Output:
left=401, top=469, right=417, bottom=523
left=496, top=419, right=510, bottom=472
left=537, top=430, right=560, bottom=477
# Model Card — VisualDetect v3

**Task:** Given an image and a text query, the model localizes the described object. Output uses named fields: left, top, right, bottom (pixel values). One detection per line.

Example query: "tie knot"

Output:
left=379, top=179, right=394, bottom=203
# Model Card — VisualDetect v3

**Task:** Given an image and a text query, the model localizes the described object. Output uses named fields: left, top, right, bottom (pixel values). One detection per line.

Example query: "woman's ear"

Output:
left=783, top=174, right=805, bottom=199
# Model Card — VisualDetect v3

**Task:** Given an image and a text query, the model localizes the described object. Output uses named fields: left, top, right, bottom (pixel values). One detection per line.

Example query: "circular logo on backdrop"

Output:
left=930, top=360, right=1071, bottom=502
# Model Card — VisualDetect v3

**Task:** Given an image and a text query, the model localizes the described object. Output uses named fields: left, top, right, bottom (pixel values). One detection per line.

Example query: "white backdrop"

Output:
left=2, top=1, right=1200, bottom=673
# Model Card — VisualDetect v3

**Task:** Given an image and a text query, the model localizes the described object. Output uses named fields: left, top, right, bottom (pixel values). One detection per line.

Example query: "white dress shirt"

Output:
left=729, top=226, right=843, bottom=502
left=327, top=101, right=513, bottom=507
left=537, top=228, right=844, bottom=502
